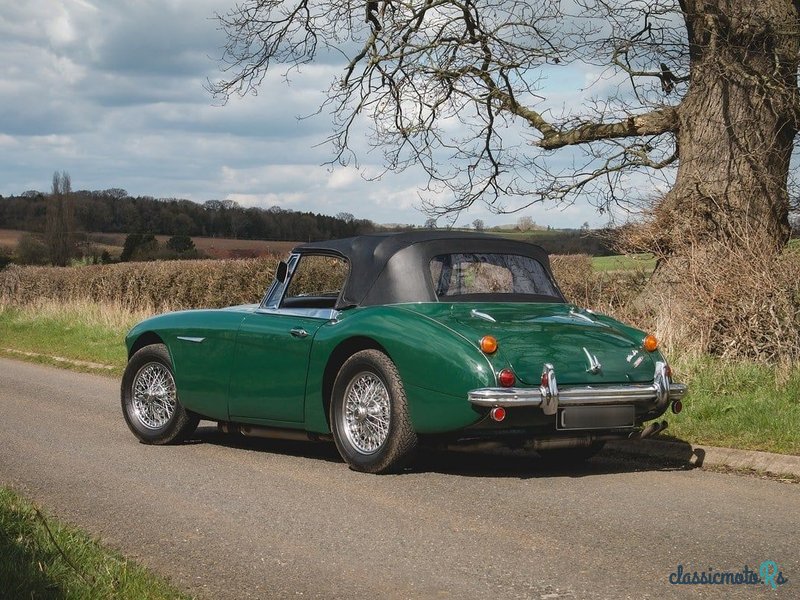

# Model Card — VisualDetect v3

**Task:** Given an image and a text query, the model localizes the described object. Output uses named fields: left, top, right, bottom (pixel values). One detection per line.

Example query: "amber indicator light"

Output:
left=480, top=335, right=498, bottom=354
left=643, top=334, right=659, bottom=352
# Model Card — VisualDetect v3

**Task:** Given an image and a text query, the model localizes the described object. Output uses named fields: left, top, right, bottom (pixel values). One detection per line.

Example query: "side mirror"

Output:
left=275, top=260, right=288, bottom=284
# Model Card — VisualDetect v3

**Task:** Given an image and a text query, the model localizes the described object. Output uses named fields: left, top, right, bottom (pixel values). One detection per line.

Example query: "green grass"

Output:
left=664, top=355, right=800, bottom=455
left=591, top=253, right=656, bottom=272
left=0, top=486, right=190, bottom=599
left=0, top=301, right=137, bottom=375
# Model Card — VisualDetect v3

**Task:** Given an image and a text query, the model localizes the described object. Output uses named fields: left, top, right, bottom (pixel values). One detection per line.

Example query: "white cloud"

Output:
left=326, top=167, right=361, bottom=190
left=0, top=1, right=656, bottom=228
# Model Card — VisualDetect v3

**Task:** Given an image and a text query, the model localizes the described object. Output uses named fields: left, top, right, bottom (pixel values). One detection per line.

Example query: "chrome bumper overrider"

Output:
left=468, top=361, right=687, bottom=416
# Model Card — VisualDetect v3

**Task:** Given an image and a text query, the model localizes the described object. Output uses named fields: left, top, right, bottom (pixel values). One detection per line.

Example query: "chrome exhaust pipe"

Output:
left=630, top=420, right=668, bottom=440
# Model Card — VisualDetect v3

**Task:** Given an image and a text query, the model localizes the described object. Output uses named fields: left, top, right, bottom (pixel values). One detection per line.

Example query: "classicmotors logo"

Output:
left=669, top=561, right=789, bottom=589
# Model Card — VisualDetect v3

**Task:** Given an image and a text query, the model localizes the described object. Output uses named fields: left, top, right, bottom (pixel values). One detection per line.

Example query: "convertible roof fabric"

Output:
left=294, top=230, right=558, bottom=308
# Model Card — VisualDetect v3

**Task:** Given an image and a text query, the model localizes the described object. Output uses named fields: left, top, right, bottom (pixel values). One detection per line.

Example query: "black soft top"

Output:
left=293, top=230, right=560, bottom=308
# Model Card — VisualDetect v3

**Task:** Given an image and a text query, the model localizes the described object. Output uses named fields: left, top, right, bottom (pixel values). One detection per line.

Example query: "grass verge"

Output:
left=664, top=355, right=800, bottom=455
left=0, top=486, right=189, bottom=599
left=0, top=300, right=147, bottom=375
left=1, top=299, right=798, bottom=455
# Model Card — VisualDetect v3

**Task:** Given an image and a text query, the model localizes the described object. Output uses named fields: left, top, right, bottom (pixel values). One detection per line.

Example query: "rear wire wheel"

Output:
left=330, top=350, right=417, bottom=473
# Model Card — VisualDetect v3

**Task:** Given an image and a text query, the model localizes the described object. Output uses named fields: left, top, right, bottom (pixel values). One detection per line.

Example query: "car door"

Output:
left=227, top=311, right=327, bottom=423
left=227, top=252, right=349, bottom=424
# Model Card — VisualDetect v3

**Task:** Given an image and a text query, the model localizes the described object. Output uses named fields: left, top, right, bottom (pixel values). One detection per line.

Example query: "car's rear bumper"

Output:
left=468, top=361, right=686, bottom=416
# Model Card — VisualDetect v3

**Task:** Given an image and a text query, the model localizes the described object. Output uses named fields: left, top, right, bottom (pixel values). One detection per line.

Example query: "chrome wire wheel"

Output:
left=131, top=362, right=177, bottom=430
left=341, top=371, right=391, bottom=455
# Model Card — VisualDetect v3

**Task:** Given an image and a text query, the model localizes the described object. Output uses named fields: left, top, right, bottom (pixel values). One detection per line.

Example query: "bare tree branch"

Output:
left=209, top=0, right=797, bottom=231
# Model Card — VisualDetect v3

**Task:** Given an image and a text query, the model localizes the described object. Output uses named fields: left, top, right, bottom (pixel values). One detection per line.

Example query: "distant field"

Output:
left=104, top=233, right=297, bottom=259
left=3, top=227, right=798, bottom=262
left=591, top=253, right=656, bottom=273
left=490, top=229, right=566, bottom=240
left=0, top=229, right=21, bottom=249
left=0, top=229, right=297, bottom=259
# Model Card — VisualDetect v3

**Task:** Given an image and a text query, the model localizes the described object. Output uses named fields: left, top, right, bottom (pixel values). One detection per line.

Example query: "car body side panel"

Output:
left=125, top=308, right=254, bottom=421
left=304, top=305, right=496, bottom=434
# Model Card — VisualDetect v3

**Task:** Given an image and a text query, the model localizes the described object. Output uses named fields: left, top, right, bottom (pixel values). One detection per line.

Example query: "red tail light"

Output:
left=498, top=369, right=516, bottom=387
left=490, top=406, right=506, bottom=422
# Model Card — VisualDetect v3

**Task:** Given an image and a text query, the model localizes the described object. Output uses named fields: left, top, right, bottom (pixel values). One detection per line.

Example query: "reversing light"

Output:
left=498, top=369, right=516, bottom=388
left=490, top=406, right=506, bottom=422
left=480, top=335, right=498, bottom=354
left=643, top=334, right=659, bottom=352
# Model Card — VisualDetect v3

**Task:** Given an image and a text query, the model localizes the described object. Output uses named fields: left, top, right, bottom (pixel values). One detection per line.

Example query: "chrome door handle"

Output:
left=290, top=327, right=309, bottom=338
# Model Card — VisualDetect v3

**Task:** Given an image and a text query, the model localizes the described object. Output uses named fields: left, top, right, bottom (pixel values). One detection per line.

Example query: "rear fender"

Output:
left=305, top=306, right=495, bottom=434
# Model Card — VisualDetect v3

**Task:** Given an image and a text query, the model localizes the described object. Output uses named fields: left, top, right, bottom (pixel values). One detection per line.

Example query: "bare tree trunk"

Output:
left=636, top=0, right=800, bottom=355
left=655, top=0, right=798, bottom=253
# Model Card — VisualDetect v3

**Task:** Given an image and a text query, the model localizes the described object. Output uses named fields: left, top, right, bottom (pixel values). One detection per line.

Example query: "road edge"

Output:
left=606, top=438, right=800, bottom=478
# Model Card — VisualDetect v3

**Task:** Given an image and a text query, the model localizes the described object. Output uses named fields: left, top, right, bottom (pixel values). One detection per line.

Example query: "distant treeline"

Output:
left=528, top=231, right=616, bottom=256
left=0, top=188, right=651, bottom=259
left=0, top=189, right=376, bottom=241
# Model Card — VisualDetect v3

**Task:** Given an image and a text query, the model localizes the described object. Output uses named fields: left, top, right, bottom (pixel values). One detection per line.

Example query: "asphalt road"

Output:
left=0, top=357, right=797, bottom=599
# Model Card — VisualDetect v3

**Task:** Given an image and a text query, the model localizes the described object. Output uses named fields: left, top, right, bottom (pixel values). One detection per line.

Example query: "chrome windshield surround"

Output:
left=261, top=253, right=300, bottom=309
left=469, top=361, right=687, bottom=413
left=254, top=307, right=340, bottom=321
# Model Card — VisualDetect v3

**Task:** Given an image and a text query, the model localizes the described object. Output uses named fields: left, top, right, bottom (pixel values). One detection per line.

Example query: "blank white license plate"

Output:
left=557, top=405, right=636, bottom=430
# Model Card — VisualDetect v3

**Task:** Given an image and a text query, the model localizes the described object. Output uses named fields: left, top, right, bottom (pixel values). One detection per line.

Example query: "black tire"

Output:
left=537, top=441, right=606, bottom=466
left=330, top=349, right=417, bottom=474
left=121, top=343, right=199, bottom=445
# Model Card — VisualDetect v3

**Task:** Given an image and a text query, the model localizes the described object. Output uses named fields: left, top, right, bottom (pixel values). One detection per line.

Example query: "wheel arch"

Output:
left=321, top=336, right=389, bottom=429
left=128, top=331, right=166, bottom=359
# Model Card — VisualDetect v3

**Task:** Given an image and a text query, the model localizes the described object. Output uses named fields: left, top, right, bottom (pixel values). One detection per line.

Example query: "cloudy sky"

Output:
left=0, top=1, right=642, bottom=228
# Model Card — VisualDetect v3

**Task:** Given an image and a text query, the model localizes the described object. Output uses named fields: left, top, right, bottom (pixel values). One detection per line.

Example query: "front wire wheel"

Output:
left=131, top=361, right=177, bottom=429
left=121, top=343, right=198, bottom=444
left=331, top=350, right=417, bottom=473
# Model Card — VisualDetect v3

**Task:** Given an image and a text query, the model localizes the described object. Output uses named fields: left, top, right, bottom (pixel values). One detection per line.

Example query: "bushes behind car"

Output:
left=0, top=253, right=640, bottom=315
left=2, top=251, right=799, bottom=362
left=0, top=258, right=279, bottom=312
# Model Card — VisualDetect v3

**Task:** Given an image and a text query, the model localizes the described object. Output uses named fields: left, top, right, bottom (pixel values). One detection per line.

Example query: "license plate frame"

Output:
left=557, top=405, right=636, bottom=430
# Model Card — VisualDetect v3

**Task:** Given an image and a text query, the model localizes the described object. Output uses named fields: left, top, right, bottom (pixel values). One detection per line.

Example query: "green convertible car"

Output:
left=121, top=231, right=686, bottom=473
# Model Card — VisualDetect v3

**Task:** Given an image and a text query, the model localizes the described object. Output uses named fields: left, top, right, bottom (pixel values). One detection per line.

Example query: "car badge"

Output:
left=583, top=347, right=602, bottom=374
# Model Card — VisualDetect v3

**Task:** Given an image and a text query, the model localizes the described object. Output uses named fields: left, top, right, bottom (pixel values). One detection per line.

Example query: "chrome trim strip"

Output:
left=468, top=361, right=687, bottom=411
left=255, top=307, right=339, bottom=320
left=583, top=347, right=602, bottom=374
left=470, top=309, right=496, bottom=323
left=176, top=336, right=205, bottom=343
